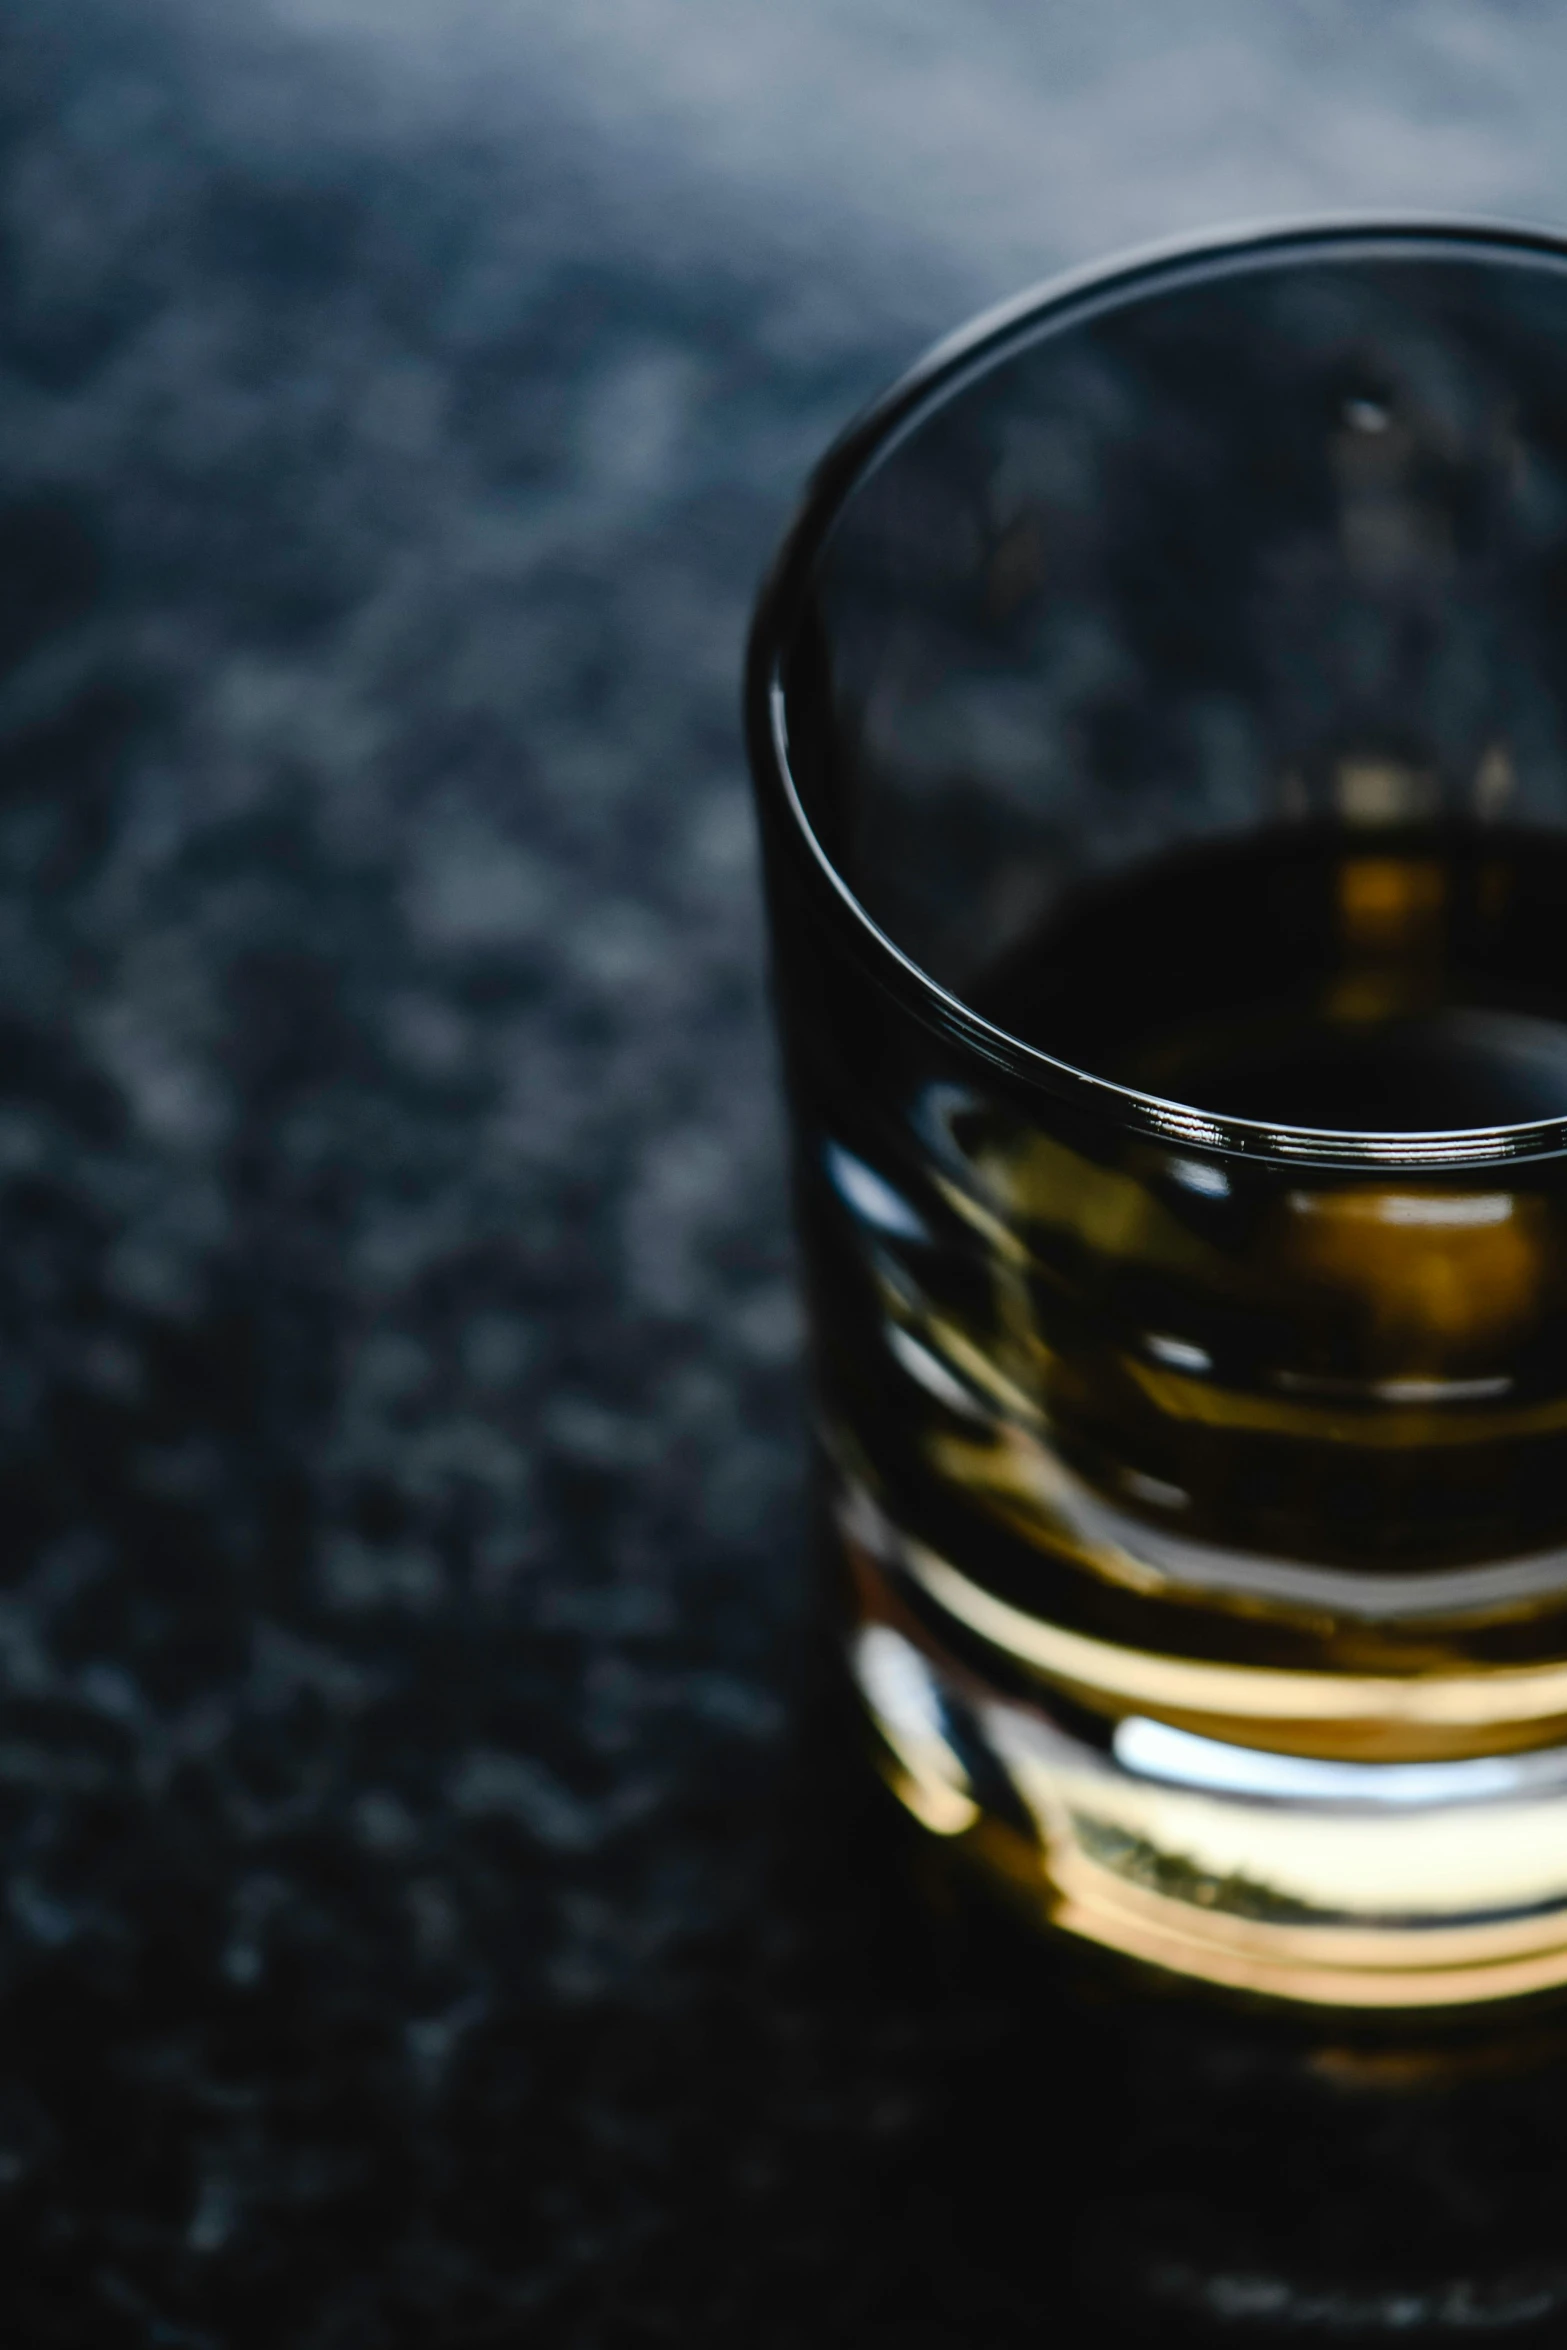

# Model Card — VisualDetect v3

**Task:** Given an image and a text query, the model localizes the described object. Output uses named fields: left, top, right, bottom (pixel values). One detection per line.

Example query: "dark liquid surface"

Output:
left=971, top=824, right=1567, bottom=1130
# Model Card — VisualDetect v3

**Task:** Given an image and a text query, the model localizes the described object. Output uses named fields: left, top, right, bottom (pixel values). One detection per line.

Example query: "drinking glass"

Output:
left=747, top=219, right=1567, bottom=2009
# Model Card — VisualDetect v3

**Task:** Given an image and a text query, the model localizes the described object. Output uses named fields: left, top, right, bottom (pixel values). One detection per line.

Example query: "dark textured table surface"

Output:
left=10, top=4, right=1567, bottom=2341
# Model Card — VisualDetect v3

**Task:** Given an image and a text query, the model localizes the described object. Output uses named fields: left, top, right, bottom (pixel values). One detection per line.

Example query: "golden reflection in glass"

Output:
left=808, top=822, right=1567, bottom=2007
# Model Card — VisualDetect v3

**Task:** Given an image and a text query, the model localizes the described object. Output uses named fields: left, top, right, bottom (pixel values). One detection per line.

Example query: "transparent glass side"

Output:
left=807, top=249, right=1567, bottom=1005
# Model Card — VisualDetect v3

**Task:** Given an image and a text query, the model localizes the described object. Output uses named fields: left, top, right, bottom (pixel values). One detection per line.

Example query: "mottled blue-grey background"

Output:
left=6, top=3, right=1567, bottom=2341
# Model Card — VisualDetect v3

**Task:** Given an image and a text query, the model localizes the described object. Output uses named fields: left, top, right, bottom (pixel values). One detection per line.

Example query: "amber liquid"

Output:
left=979, top=822, right=1567, bottom=1133
left=960, top=823, right=1567, bottom=1592
left=812, top=825, right=1567, bottom=2003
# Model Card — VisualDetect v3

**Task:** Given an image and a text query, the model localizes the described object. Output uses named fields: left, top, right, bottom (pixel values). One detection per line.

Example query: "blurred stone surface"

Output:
left=5, top=1, right=1567, bottom=2339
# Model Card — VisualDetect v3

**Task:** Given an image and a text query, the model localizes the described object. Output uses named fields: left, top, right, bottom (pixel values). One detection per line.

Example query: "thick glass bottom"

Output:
left=841, top=1478, right=1567, bottom=2010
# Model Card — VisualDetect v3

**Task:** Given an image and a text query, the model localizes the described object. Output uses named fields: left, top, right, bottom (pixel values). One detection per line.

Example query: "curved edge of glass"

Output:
left=745, top=211, right=1567, bottom=1174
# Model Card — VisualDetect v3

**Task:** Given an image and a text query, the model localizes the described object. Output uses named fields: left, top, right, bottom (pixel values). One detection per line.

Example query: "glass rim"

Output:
left=745, top=211, right=1567, bottom=1174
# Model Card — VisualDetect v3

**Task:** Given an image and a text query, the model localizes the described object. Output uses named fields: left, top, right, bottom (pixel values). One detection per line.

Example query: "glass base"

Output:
left=842, top=1482, right=1567, bottom=2011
